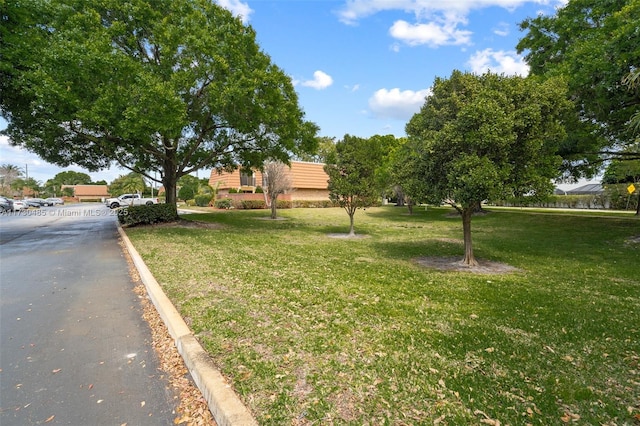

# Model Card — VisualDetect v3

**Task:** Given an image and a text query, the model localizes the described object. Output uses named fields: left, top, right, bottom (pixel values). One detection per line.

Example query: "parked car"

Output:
left=104, top=193, right=159, bottom=209
left=12, top=200, right=28, bottom=211
left=45, top=197, right=64, bottom=205
left=24, top=198, right=51, bottom=207
left=0, top=196, right=14, bottom=212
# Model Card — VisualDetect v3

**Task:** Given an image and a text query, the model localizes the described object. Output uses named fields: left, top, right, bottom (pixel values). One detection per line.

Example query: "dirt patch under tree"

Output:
left=414, top=256, right=520, bottom=274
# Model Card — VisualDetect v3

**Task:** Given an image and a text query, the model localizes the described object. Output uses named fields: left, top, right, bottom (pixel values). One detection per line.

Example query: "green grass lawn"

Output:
left=125, top=206, right=640, bottom=425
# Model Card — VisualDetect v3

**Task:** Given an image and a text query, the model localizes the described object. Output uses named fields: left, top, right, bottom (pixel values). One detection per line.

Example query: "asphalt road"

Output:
left=0, top=204, right=177, bottom=425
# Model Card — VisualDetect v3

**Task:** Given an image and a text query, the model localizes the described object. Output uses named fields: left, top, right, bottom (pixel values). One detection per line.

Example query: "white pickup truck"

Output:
left=105, top=193, right=159, bottom=209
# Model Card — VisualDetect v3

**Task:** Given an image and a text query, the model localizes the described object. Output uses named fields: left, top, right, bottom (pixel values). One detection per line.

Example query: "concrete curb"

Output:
left=117, top=224, right=258, bottom=426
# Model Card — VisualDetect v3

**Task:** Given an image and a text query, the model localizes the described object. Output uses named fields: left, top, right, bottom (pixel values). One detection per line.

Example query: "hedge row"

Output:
left=493, top=194, right=609, bottom=209
left=213, top=198, right=337, bottom=210
left=118, top=203, right=178, bottom=227
left=292, top=200, right=335, bottom=208
left=493, top=188, right=639, bottom=211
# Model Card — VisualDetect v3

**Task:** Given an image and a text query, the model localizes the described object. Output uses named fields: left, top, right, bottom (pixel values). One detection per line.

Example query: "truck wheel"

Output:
left=110, top=202, right=119, bottom=209
left=146, top=201, right=153, bottom=205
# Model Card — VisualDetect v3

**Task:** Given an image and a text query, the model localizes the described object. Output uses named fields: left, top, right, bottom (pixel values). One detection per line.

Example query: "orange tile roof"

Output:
left=209, top=161, right=328, bottom=190
left=68, top=185, right=110, bottom=196
left=290, top=162, right=329, bottom=189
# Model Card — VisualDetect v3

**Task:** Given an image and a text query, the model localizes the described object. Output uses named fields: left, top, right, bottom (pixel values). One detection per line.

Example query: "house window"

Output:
left=240, top=171, right=255, bottom=187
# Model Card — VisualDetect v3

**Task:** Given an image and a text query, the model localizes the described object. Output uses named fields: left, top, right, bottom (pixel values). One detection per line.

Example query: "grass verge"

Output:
left=125, top=206, right=640, bottom=425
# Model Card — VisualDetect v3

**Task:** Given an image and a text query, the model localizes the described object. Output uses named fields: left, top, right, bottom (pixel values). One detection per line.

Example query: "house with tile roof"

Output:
left=62, top=184, right=110, bottom=202
left=209, top=161, right=330, bottom=202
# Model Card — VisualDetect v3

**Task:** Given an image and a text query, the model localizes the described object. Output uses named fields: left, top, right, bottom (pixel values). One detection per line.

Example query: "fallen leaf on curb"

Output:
left=141, top=401, right=146, bottom=408
left=52, top=369, right=61, bottom=374
left=44, top=415, right=55, bottom=423
left=126, top=262, right=216, bottom=426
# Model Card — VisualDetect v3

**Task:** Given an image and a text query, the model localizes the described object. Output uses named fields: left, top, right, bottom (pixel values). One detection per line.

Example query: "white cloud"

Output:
left=369, top=88, right=431, bottom=120
left=493, top=22, right=510, bottom=37
left=467, top=48, right=529, bottom=76
left=337, top=0, right=565, bottom=49
left=337, top=0, right=566, bottom=24
left=216, top=0, right=253, bottom=23
left=389, top=18, right=472, bottom=47
left=300, top=71, right=334, bottom=90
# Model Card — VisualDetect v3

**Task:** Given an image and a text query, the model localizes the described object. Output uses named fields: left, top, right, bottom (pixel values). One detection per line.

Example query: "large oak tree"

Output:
left=517, top=0, right=640, bottom=175
left=1, top=0, right=317, bottom=207
left=406, top=71, right=571, bottom=266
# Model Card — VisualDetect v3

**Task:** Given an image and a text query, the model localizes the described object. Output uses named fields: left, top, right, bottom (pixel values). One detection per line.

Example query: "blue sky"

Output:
left=1, top=0, right=575, bottom=186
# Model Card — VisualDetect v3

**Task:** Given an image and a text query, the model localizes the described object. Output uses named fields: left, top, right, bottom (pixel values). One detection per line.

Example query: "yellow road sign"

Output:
left=628, top=183, right=637, bottom=194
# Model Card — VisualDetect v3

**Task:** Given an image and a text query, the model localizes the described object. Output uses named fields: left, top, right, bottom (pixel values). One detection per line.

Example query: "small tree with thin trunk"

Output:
left=263, top=160, right=291, bottom=219
left=324, top=135, right=383, bottom=236
left=406, top=71, right=571, bottom=265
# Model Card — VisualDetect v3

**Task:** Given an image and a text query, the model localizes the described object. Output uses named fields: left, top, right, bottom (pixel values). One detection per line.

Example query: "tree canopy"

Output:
left=1, top=0, right=318, bottom=207
left=51, top=171, right=92, bottom=185
left=390, top=139, right=430, bottom=212
left=43, top=170, right=92, bottom=196
left=324, top=135, right=386, bottom=236
left=108, top=173, right=146, bottom=197
left=406, top=71, right=571, bottom=265
left=517, top=0, right=640, bottom=174
left=0, top=164, right=23, bottom=195
left=295, top=136, right=337, bottom=164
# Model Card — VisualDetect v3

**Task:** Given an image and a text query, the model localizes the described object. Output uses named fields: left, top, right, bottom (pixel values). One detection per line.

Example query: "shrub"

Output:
left=118, top=203, right=177, bottom=227
left=606, top=184, right=639, bottom=210
left=292, top=200, right=335, bottom=208
left=215, top=198, right=233, bottom=209
left=195, top=194, right=213, bottom=207
left=240, top=199, right=266, bottom=209
left=186, top=199, right=196, bottom=206
left=255, top=186, right=264, bottom=193
left=493, top=194, right=608, bottom=209
left=228, top=188, right=239, bottom=194
left=178, top=185, right=196, bottom=201
left=276, top=199, right=292, bottom=209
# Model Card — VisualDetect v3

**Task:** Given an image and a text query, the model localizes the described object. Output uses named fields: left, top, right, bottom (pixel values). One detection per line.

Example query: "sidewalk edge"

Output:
left=117, top=224, right=258, bottom=426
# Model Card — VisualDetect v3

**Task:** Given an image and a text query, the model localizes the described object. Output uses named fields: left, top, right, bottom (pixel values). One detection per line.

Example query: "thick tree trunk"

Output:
left=461, top=207, right=478, bottom=266
left=162, top=153, right=179, bottom=219
left=163, top=175, right=177, bottom=206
